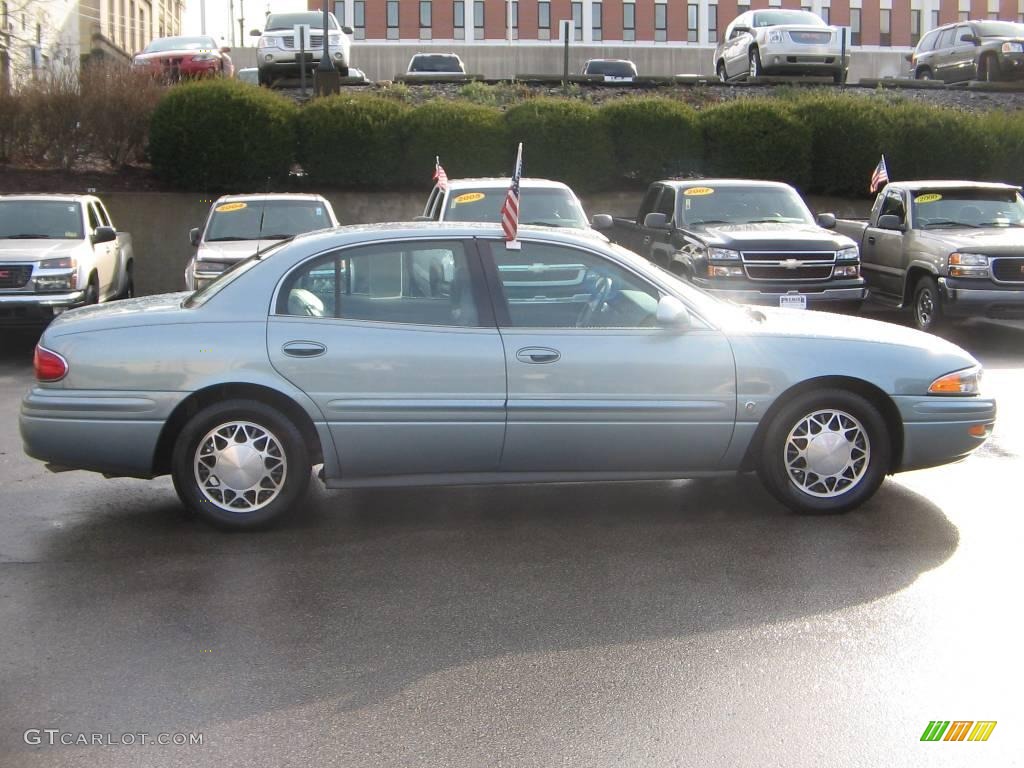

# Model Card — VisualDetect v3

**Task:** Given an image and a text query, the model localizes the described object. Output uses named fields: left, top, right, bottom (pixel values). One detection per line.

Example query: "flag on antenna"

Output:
left=870, top=155, right=889, bottom=194
left=501, top=143, right=523, bottom=244
left=433, top=156, right=448, bottom=191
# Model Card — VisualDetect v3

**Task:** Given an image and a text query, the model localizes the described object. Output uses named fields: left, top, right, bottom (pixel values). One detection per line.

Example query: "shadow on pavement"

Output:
left=1, top=473, right=959, bottom=748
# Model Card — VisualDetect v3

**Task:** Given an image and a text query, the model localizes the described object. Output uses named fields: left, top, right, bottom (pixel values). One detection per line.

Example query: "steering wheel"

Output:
left=577, top=277, right=613, bottom=327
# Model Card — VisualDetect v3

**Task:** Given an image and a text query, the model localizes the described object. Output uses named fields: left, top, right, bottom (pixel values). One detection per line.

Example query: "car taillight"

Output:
left=34, top=345, right=68, bottom=382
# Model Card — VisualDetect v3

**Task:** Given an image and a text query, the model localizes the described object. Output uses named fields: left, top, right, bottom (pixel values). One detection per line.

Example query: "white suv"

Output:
left=251, top=11, right=352, bottom=86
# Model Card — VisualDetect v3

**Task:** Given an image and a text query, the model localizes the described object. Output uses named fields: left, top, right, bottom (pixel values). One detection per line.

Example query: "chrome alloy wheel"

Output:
left=916, top=287, right=935, bottom=328
left=193, top=421, right=287, bottom=512
left=783, top=409, right=870, bottom=498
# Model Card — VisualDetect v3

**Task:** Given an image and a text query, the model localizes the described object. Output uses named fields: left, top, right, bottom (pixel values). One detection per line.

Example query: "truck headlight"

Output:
left=948, top=252, right=989, bottom=277
left=834, top=264, right=860, bottom=278
left=708, top=247, right=741, bottom=261
left=928, top=365, right=982, bottom=396
left=836, top=246, right=859, bottom=261
left=708, top=265, right=745, bottom=278
left=258, top=36, right=281, bottom=48
left=1001, top=42, right=1024, bottom=53
left=39, top=257, right=76, bottom=269
left=767, top=30, right=785, bottom=43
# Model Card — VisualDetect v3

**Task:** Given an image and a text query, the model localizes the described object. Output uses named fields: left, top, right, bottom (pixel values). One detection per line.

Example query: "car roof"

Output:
left=444, top=178, right=574, bottom=190
left=287, top=221, right=599, bottom=249
left=585, top=58, right=635, bottom=64
left=658, top=179, right=796, bottom=190
left=215, top=193, right=329, bottom=203
left=0, top=194, right=95, bottom=202
left=887, top=180, right=1022, bottom=192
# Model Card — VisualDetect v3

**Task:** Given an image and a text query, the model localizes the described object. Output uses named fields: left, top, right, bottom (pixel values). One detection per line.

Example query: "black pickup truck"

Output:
left=600, top=179, right=867, bottom=311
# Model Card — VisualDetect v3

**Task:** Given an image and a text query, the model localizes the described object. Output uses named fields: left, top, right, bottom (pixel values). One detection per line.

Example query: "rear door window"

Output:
left=937, top=27, right=956, bottom=49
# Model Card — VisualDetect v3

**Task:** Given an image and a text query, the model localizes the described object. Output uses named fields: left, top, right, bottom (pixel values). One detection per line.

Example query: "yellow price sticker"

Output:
left=684, top=187, right=715, bottom=196
left=452, top=192, right=485, bottom=205
left=914, top=193, right=943, bottom=204
left=215, top=202, right=248, bottom=213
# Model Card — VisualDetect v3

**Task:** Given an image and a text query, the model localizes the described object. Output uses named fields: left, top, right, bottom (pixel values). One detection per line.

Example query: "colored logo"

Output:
left=920, top=721, right=997, bottom=742
left=215, top=202, right=247, bottom=213
left=684, top=186, right=715, bottom=196
left=914, top=193, right=943, bottom=204
left=453, top=192, right=485, bottom=205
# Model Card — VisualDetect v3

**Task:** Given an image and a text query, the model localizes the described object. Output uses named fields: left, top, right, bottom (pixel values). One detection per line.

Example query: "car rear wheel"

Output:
left=84, top=274, right=99, bottom=305
left=978, top=53, right=1000, bottom=82
left=912, top=275, right=944, bottom=332
left=749, top=48, right=763, bottom=79
left=172, top=399, right=311, bottom=529
left=118, top=261, right=135, bottom=299
left=757, top=389, right=890, bottom=514
left=915, top=67, right=932, bottom=80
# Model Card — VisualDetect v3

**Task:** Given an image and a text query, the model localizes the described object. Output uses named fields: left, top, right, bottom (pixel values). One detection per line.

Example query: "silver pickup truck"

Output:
left=0, top=194, right=134, bottom=326
left=823, top=181, right=1024, bottom=331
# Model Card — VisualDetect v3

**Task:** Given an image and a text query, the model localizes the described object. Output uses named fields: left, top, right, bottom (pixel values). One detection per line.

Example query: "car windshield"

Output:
left=911, top=188, right=1024, bottom=228
left=204, top=200, right=333, bottom=241
left=444, top=188, right=588, bottom=228
left=0, top=201, right=84, bottom=239
left=264, top=12, right=339, bottom=31
left=753, top=10, right=825, bottom=27
left=975, top=21, right=1024, bottom=37
left=143, top=36, right=218, bottom=52
left=410, top=55, right=463, bottom=72
left=585, top=60, right=636, bottom=77
left=678, top=186, right=814, bottom=227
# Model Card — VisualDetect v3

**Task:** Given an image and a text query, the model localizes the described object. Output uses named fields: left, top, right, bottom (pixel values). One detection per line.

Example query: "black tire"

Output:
left=171, top=399, right=311, bottom=530
left=915, top=67, right=932, bottom=80
left=832, top=70, right=845, bottom=85
left=749, top=47, right=763, bottom=79
left=979, top=53, right=1000, bottom=82
left=258, top=68, right=271, bottom=87
left=84, top=274, right=99, bottom=305
left=339, top=65, right=350, bottom=78
left=118, top=261, right=135, bottom=299
left=911, top=275, right=944, bottom=332
left=757, top=388, right=890, bottom=515
left=717, top=61, right=728, bottom=83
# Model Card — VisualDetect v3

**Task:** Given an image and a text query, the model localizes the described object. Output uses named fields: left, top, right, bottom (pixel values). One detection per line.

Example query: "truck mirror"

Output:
left=817, top=213, right=837, bottom=229
left=249, top=29, right=261, bottom=37
left=876, top=214, right=903, bottom=231
left=189, top=227, right=201, bottom=246
left=591, top=214, right=614, bottom=230
left=92, top=226, right=117, bottom=245
left=342, top=26, right=354, bottom=35
left=643, top=212, right=670, bottom=229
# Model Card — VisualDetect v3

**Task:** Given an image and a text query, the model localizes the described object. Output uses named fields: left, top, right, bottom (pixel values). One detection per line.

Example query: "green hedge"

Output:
left=148, top=79, right=297, bottom=189
left=876, top=102, right=989, bottom=183
left=701, top=101, right=812, bottom=188
left=600, top=98, right=702, bottom=181
left=401, top=100, right=509, bottom=185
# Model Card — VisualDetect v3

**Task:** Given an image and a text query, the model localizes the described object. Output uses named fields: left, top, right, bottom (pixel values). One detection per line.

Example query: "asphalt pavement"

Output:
left=0, top=316, right=1021, bottom=768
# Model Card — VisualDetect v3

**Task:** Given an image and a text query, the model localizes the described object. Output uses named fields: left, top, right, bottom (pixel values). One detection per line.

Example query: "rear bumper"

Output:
left=937, top=277, right=1024, bottom=319
left=894, top=395, right=997, bottom=472
left=0, top=291, right=86, bottom=325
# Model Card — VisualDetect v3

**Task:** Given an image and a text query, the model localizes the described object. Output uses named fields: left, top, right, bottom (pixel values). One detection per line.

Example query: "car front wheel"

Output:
left=172, top=399, right=311, bottom=529
left=757, top=389, right=890, bottom=514
left=749, top=48, right=763, bottom=79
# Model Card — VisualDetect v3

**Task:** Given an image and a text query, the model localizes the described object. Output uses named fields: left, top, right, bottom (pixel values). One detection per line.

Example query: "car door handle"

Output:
left=867, top=236, right=876, bottom=245
left=282, top=341, right=326, bottom=358
left=516, top=347, right=560, bottom=364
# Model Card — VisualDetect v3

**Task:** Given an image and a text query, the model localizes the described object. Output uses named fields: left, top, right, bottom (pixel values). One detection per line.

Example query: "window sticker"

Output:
left=65, top=232, right=78, bottom=238
left=914, top=193, right=942, bottom=204
left=684, top=187, right=714, bottom=196
left=452, top=192, right=485, bottom=206
left=215, top=202, right=248, bottom=213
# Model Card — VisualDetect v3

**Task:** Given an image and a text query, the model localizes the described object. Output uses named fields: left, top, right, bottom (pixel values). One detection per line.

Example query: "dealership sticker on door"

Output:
left=779, top=294, right=807, bottom=309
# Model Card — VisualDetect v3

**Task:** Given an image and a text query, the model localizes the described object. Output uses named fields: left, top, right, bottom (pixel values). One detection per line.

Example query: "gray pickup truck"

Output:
left=603, top=179, right=866, bottom=311
left=825, top=180, right=1024, bottom=331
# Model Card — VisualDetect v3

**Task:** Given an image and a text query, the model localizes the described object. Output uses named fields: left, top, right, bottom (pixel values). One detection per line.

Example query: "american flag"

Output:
left=870, top=155, right=889, bottom=194
left=433, top=156, right=448, bottom=191
left=501, top=143, right=523, bottom=242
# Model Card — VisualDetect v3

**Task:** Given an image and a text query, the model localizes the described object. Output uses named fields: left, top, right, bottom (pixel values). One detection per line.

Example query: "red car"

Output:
left=132, top=35, right=234, bottom=80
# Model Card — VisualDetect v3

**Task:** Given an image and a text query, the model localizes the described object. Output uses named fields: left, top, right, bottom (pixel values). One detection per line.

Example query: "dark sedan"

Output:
left=133, top=35, right=234, bottom=80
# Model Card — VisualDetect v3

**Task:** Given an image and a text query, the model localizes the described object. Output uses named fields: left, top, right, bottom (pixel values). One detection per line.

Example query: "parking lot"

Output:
left=0, top=315, right=1020, bottom=768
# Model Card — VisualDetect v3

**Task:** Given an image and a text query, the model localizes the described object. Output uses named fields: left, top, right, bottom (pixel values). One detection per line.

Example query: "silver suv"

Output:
left=251, top=11, right=352, bottom=85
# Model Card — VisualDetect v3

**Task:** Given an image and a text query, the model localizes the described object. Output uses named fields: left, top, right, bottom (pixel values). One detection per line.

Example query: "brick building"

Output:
left=312, top=0, right=1024, bottom=48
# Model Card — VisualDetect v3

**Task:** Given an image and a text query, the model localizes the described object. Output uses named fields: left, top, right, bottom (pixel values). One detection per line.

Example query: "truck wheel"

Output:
left=915, top=67, right=932, bottom=80
left=84, top=274, right=99, bottom=305
left=258, top=69, right=271, bottom=87
left=912, top=275, right=944, bottom=332
left=171, top=399, right=311, bottom=530
left=118, top=261, right=135, bottom=299
left=717, top=61, right=728, bottom=83
left=979, top=53, right=1000, bottom=82
left=757, top=388, right=890, bottom=515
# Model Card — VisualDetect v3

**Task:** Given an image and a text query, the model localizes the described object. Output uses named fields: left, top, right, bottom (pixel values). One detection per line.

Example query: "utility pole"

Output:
left=200, top=0, right=206, bottom=34
left=238, top=0, right=245, bottom=47
left=229, top=0, right=235, bottom=47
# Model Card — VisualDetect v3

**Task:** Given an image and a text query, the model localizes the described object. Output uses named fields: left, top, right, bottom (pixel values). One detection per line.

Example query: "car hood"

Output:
left=136, top=49, right=218, bottom=60
left=197, top=241, right=270, bottom=261
left=45, top=292, right=193, bottom=337
left=695, top=222, right=856, bottom=250
left=914, top=227, right=1024, bottom=253
left=0, top=239, right=84, bottom=262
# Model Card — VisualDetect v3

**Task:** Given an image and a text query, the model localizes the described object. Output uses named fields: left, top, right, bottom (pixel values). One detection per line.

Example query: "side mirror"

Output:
left=643, top=212, right=670, bottom=229
left=817, top=212, right=837, bottom=229
left=876, top=214, right=903, bottom=230
left=189, top=227, right=201, bottom=246
left=341, top=26, right=354, bottom=35
left=591, top=213, right=614, bottom=230
left=960, top=33, right=980, bottom=45
left=92, top=226, right=116, bottom=245
left=249, top=29, right=261, bottom=37
left=734, top=25, right=751, bottom=36
left=656, top=295, right=691, bottom=328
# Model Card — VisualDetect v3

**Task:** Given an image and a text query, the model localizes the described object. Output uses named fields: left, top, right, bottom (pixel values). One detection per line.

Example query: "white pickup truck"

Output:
left=0, top=194, right=135, bottom=325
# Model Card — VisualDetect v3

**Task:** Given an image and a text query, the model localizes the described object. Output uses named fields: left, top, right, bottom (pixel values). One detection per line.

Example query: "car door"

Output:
left=267, top=237, right=507, bottom=479
left=861, top=189, right=907, bottom=298
left=726, top=17, right=752, bottom=75
left=932, top=27, right=957, bottom=81
left=481, top=238, right=736, bottom=474
left=86, top=202, right=116, bottom=297
left=647, top=186, right=678, bottom=266
left=950, top=25, right=977, bottom=81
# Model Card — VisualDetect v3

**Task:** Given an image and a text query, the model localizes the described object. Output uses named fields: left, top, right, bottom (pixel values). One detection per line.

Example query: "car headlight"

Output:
left=767, top=30, right=785, bottom=43
left=258, top=36, right=281, bottom=48
left=708, top=247, right=741, bottom=261
left=928, top=365, right=982, bottom=396
left=133, top=56, right=145, bottom=66
left=1001, top=41, right=1024, bottom=53
left=948, top=252, right=989, bottom=278
left=39, top=257, right=76, bottom=269
left=191, top=53, right=219, bottom=62
left=836, top=246, right=859, bottom=261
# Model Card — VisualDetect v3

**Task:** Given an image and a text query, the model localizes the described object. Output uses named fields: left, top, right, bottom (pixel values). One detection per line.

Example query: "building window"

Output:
left=623, top=2, right=635, bottom=42
left=354, top=0, right=366, bottom=39
left=572, top=1, right=583, bottom=40
left=987, top=11, right=998, bottom=20
left=879, top=8, right=891, bottom=45
left=958, top=11, right=968, bottom=22
left=36, top=21, right=41, bottom=44
left=507, top=0, right=518, bottom=39
left=592, top=0, right=602, bottom=41
left=538, top=1, right=550, bottom=39
left=820, top=5, right=829, bottom=24
left=930, top=9, right=939, bottom=30
left=738, top=1, right=750, bottom=15
left=910, top=9, right=921, bottom=45
left=419, top=1, right=431, bottom=39
left=473, top=0, right=483, bottom=36
left=386, top=0, right=398, bottom=39
left=801, top=4, right=811, bottom=12
left=687, top=3, right=697, bottom=42
left=708, top=4, right=718, bottom=42
left=454, top=0, right=464, bottom=39
left=1, top=2, right=7, bottom=32
left=655, top=3, right=667, bottom=42
left=850, top=7, right=860, bottom=45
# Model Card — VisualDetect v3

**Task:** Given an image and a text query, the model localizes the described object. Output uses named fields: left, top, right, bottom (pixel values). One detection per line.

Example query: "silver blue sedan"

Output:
left=20, top=224, right=995, bottom=529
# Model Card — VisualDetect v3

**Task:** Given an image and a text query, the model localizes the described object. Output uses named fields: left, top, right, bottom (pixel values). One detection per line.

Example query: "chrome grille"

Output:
left=282, top=34, right=325, bottom=49
left=0, top=264, right=33, bottom=289
left=991, top=257, right=1024, bottom=284
left=790, top=31, right=832, bottom=44
left=741, top=250, right=836, bottom=281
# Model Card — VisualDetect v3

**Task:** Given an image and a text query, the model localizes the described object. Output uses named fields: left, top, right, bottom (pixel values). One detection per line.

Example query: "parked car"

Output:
left=21, top=223, right=993, bottom=529
left=346, top=67, right=370, bottom=83
left=911, top=19, right=1024, bottom=82
left=581, top=58, right=638, bottom=81
left=0, top=195, right=135, bottom=326
left=251, top=11, right=352, bottom=85
left=602, top=180, right=866, bottom=311
left=236, top=67, right=259, bottom=84
left=824, top=180, right=1024, bottom=331
left=132, top=35, right=233, bottom=79
left=185, top=194, right=337, bottom=291
left=406, top=53, right=466, bottom=74
left=715, top=9, right=848, bottom=84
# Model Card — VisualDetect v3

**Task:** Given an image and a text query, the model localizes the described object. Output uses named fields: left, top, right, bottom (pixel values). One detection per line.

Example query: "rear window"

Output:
left=584, top=60, right=636, bottom=77
left=916, top=29, right=940, bottom=52
left=0, top=201, right=83, bottom=240
left=444, top=188, right=588, bottom=229
left=409, top=55, right=463, bottom=72
left=205, top=199, right=333, bottom=242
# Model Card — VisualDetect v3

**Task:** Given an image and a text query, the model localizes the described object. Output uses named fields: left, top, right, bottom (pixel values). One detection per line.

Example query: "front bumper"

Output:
left=996, top=51, right=1024, bottom=78
left=0, top=291, right=86, bottom=325
left=937, top=277, right=1024, bottom=319
left=691, top=278, right=868, bottom=307
left=258, top=46, right=348, bottom=72
left=894, top=394, right=996, bottom=472
left=758, top=42, right=847, bottom=76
